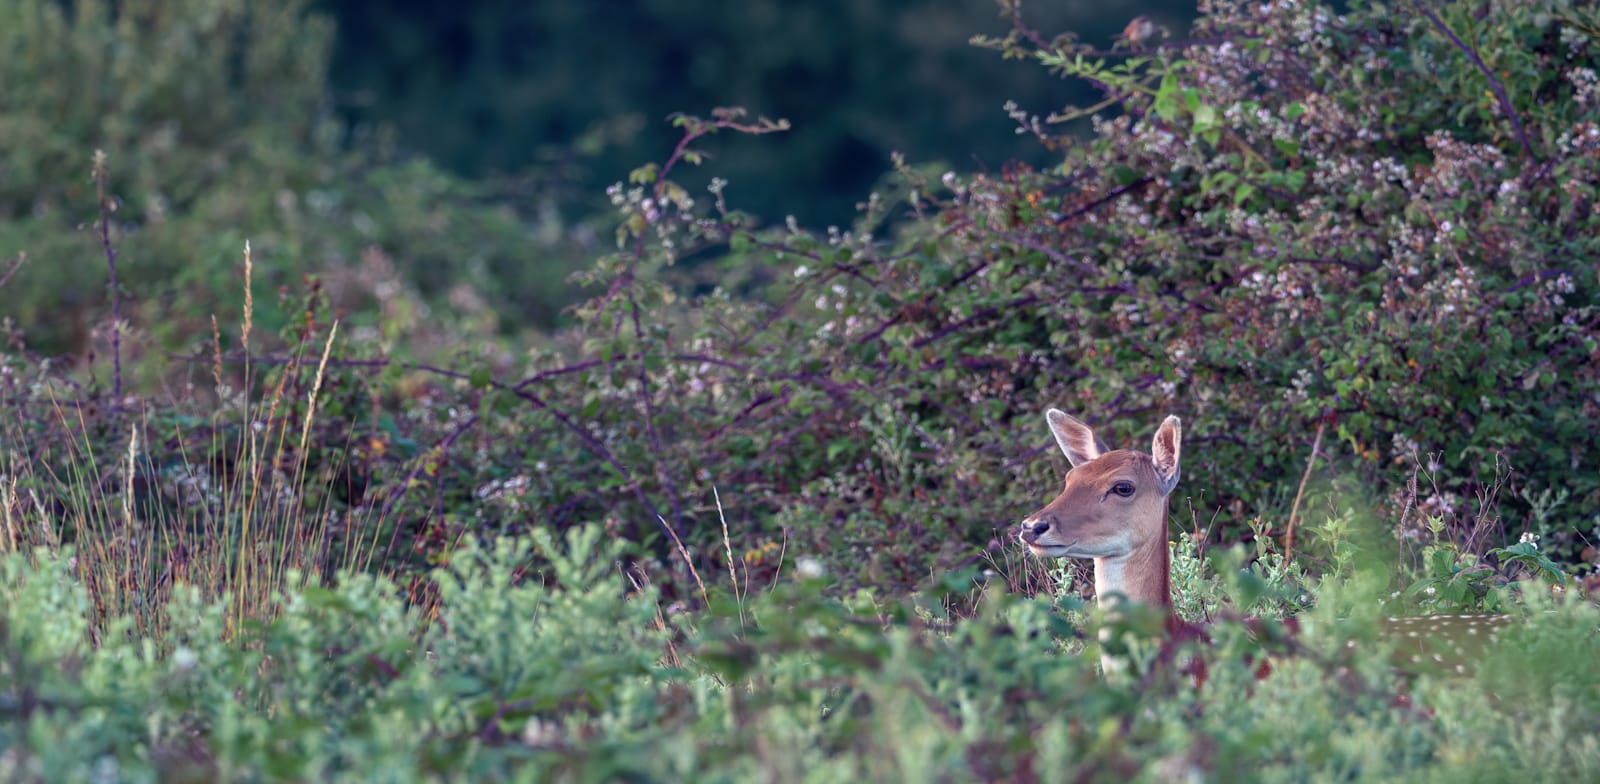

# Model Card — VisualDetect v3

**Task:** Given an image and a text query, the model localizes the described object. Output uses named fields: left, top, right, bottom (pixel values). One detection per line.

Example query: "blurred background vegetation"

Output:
left=0, top=0, right=1196, bottom=357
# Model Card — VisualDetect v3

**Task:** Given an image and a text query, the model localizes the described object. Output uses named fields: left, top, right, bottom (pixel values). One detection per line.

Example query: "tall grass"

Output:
left=0, top=235, right=383, bottom=645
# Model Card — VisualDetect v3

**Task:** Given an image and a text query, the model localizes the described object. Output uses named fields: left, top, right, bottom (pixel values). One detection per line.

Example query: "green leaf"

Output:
left=628, top=163, right=658, bottom=185
left=1153, top=73, right=1181, bottom=120
left=827, top=440, right=852, bottom=461
left=1111, top=164, right=1144, bottom=186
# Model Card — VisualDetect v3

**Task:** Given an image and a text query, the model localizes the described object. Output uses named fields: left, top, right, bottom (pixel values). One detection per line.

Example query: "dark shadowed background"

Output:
left=317, top=0, right=1200, bottom=226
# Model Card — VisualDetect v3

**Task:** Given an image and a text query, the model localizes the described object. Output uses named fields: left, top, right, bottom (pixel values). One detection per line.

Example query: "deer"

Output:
left=1018, top=409, right=1515, bottom=681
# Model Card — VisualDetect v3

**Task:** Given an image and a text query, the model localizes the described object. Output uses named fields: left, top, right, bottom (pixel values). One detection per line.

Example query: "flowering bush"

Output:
left=429, top=0, right=1599, bottom=590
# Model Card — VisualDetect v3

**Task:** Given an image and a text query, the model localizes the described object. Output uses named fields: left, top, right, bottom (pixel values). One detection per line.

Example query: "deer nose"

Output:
left=1020, top=518, right=1051, bottom=543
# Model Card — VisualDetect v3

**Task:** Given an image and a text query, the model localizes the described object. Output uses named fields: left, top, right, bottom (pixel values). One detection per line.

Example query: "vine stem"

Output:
left=93, top=150, right=123, bottom=402
left=1411, top=2, right=1536, bottom=162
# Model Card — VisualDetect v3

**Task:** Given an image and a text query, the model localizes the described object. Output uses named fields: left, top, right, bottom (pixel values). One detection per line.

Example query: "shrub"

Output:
left=428, top=0, right=1600, bottom=590
left=4, top=0, right=1598, bottom=777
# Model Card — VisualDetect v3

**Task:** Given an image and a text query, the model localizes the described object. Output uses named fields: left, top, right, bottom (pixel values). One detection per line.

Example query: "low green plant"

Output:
left=1169, top=537, right=1313, bottom=622
left=3, top=521, right=1597, bottom=781
left=1405, top=526, right=1574, bottom=614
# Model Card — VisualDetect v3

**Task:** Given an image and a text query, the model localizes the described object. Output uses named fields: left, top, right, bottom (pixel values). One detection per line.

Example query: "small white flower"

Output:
left=172, top=646, right=197, bottom=671
left=796, top=557, right=825, bottom=579
left=1518, top=531, right=1539, bottom=547
left=521, top=718, right=562, bottom=747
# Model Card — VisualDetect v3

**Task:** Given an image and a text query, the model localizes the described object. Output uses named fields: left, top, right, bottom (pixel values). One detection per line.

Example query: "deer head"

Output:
left=1020, top=409, right=1528, bottom=685
left=1019, top=410, right=1182, bottom=608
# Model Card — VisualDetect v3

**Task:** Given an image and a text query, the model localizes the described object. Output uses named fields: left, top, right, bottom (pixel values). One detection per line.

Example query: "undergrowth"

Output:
left=2, top=524, right=1596, bottom=781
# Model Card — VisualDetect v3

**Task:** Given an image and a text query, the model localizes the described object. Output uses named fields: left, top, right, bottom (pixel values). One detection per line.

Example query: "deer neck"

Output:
left=1092, top=509, right=1171, bottom=610
left=1091, top=507, right=1174, bottom=678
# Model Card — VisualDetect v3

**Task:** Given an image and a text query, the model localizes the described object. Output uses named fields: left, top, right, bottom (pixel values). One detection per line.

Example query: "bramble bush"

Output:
left=371, top=0, right=1600, bottom=596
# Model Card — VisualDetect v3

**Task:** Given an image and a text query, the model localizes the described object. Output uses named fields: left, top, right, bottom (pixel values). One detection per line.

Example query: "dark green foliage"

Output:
left=2, top=0, right=1592, bottom=600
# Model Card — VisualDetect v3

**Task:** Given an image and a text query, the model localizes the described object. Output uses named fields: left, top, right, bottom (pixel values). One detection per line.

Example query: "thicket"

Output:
left=2, top=0, right=1600, bottom=777
left=460, top=0, right=1600, bottom=590
left=3, top=0, right=1597, bottom=594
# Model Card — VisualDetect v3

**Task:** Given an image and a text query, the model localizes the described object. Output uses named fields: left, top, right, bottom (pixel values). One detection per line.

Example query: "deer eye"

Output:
left=1110, top=481, right=1136, bottom=498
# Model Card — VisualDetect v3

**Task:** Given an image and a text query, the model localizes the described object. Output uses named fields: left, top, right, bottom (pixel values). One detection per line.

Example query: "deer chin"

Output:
left=1025, top=542, right=1076, bottom=559
left=1024, top=538, right=1133, bottom=560
left=1023, top=532, right=1134, bottom=561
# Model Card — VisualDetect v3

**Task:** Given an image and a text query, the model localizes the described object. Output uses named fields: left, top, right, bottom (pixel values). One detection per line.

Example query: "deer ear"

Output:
left=1046, top=409, right=1104, bottom=467
left=1151, top=415, right=1182, bottom=495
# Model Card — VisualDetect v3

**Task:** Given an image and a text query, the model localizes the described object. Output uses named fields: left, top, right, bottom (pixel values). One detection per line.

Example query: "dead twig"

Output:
left=1284, top=420, right=1326, bottom=562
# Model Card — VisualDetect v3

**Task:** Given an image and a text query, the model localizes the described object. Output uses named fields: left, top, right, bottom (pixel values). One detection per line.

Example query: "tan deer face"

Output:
left=1019, top=410, right=1182, bottom=560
